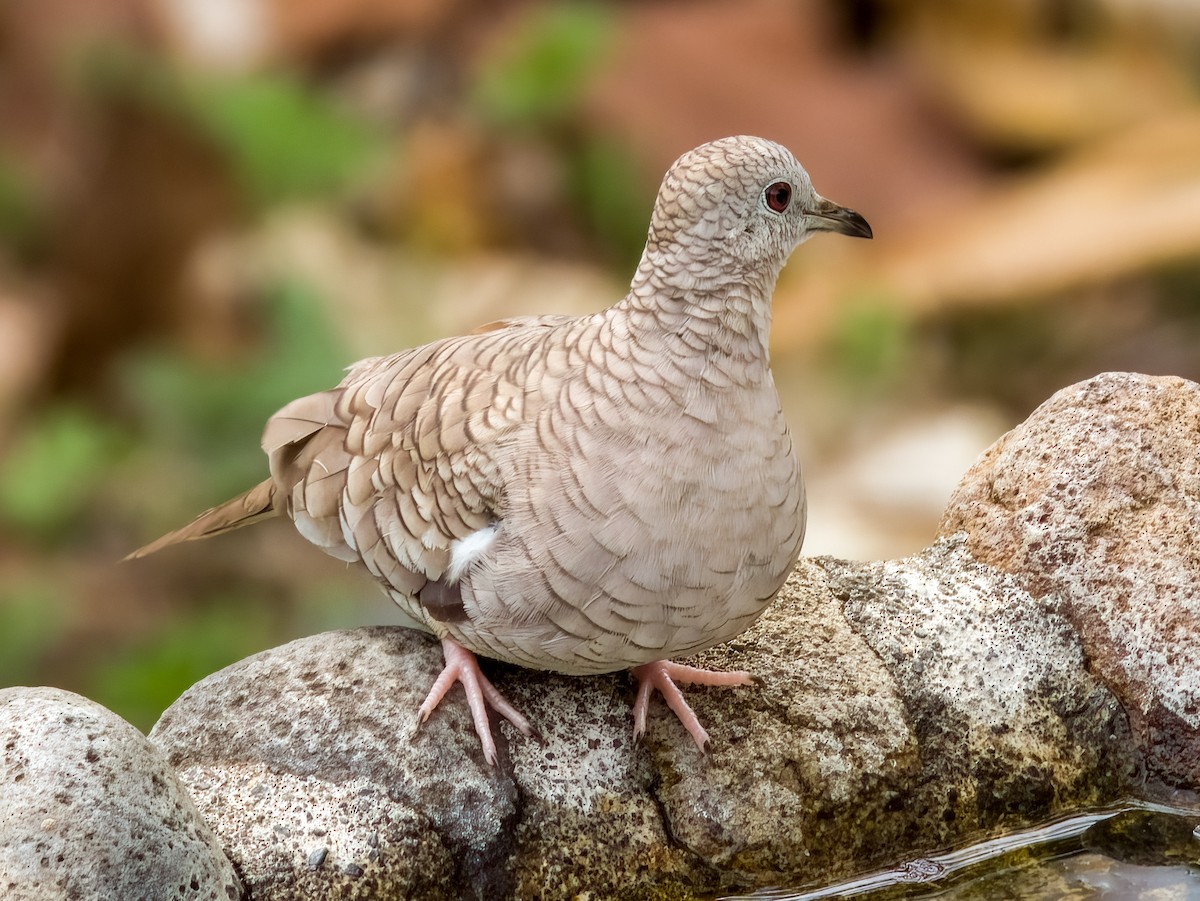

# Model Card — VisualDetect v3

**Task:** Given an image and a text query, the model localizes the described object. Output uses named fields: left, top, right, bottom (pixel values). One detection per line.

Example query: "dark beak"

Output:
left=809, top=197, right=873, bottom=239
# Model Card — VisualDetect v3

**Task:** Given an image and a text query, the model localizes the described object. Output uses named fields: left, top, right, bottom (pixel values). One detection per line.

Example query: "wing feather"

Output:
left=260, top=316, right=569, bottom=617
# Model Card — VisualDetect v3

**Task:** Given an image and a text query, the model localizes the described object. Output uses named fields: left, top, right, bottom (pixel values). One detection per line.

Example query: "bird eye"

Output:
left=764, top=181, right=792, bottom=213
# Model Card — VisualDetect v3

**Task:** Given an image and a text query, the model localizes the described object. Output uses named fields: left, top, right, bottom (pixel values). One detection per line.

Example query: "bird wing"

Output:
left=261, top=315, right=571, bottom=604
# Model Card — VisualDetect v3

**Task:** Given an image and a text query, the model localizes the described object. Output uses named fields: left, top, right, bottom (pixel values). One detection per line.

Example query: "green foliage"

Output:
left=0, top=155, right=44, bottom=251
left=569, top=137, right=652, bottom=269
left=470, top=2, right=649, bottom=267
left=87, top=596, right=276, bottom=732
left=74, top=45, right=383, bottom=207
left=123, top=279, right=347, bottom=501
left=181, top=72, right=385, bottom=206
left=473, top=3, right=614, bottom=127
left=829, top=296, right=913, bottom=390
left=0, top=581, right=65, bottom=685
left=0, top=405, right=127, bottom=541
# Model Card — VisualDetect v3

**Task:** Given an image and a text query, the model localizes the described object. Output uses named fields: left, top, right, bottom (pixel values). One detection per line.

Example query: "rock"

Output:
left=148, top=629, right=518, bottom=900
left=151, top=544, right=1142, bottom=898
left=0, top=686, right=242, bottom=901
left=690, top=542, right=1139, bottom=884
left=939, top=371, right=1200, bottom=790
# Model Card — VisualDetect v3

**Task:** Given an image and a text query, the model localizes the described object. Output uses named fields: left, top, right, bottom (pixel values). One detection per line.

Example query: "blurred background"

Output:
left=1, top=0, right=1198, bottom=731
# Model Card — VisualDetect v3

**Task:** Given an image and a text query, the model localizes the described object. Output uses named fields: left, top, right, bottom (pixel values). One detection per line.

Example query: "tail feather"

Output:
left=125, top=479, right=279, bottom=560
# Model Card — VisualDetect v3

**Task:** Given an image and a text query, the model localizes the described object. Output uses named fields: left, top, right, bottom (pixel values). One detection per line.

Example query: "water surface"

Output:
left=725, top=802, right=1200, bottom=900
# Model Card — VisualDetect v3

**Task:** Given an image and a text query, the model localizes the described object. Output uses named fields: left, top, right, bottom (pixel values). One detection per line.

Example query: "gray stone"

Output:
left=0, top=686, right=241, bottom=901
left=939, top=371, right=1200, bottom=789
left=682, top=543, right=1140, bottom=886
left=151, top=548, right=1142, bottom=897
left=149, top=629, right=514, bottom=901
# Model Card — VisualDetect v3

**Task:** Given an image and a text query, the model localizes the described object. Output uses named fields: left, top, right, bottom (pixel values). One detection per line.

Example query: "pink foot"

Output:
left=629, top=660, right=756, bottom=752
left=416, top=637, right=534, bottom=766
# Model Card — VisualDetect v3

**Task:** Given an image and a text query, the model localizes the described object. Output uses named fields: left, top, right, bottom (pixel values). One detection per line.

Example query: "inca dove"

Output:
left=129, top=136, right=871, bottom=764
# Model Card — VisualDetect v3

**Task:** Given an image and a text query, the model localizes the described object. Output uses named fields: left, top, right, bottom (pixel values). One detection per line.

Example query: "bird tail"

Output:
left=125, top=478, right=279, bottom=560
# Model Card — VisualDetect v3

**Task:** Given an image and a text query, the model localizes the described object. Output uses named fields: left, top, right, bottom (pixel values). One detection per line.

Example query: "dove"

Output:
left=129, top=136, right=872, bottom=765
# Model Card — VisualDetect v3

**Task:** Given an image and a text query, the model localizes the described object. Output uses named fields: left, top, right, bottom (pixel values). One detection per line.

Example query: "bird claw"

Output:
left=629, top=660, right=755, bottom=751
left=416, top=637, right=534, bottom=766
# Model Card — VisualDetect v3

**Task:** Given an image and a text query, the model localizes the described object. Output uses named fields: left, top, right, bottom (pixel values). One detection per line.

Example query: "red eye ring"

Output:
left=765, top=181, right=792, bottom=213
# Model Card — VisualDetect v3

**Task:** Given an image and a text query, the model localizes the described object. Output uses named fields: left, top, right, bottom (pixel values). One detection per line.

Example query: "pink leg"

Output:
left=630, top=660, right=756, bottom=752
left=416, top=637, right=534, bottom=766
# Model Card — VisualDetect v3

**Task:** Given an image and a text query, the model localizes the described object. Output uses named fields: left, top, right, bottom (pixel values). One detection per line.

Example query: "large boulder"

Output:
left=147, top=628, right=520, bottom=900
left=0, top=686, right=242, bottom=901
left=939, top=371, right=1200, bottom=789
left=149, top=541, right=1143, bottom=898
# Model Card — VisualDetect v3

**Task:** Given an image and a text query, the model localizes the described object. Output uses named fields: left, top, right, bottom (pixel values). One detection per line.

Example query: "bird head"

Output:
left=642, top=135, right=872, bottom=285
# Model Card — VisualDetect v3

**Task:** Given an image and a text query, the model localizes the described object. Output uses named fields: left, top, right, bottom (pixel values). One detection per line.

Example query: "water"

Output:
left=724, top=802, right=1200, bottom=900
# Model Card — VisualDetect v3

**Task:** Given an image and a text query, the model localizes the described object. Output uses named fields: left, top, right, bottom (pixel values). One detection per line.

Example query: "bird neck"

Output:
left=618, top=248, right=781, bottom=386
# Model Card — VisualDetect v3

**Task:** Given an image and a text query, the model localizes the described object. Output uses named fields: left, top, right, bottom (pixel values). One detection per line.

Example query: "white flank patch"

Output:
left=447, top=524, right=499, bottom=583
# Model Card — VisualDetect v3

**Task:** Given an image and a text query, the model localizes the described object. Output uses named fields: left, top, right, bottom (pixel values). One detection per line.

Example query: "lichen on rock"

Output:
left=939, top=371, right=1200, bottom=789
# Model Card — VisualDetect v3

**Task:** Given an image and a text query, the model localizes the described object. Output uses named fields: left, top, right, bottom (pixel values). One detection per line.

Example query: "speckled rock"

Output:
left=938, top=372, right=1200, bottom=789
left=151, top=544, right=1144, bottom=898
left=686, top=541, right=1140, bottom=884
left=0, top=687, right=242, bottom=901
left=149, top=629, right=517, bottom=900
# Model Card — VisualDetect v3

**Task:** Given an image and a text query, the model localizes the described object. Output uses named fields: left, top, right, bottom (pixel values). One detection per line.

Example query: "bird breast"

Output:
left=442, top=331, right=806, bottom=675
